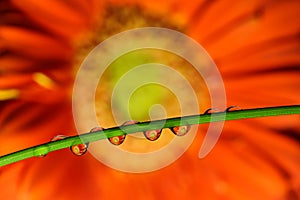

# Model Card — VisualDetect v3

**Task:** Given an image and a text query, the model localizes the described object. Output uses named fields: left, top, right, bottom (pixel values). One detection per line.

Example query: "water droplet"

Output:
left=90, top=126, right=104, bottom=132
left=68, top=129, right=95, bottom=156
left=170, top=125, right=191, bottom=136
left=51, top=135, right=68, bottom=141
left=108, top=135, right=126, bottom=145
left=108, top=120, right=137, bottom=145
left=70, top=143, right=88, bottom=156
left=203, top=108, right=220, bottom=114
left=122, top=120, right=139, bottom=125
left=226, top=106, right=242, bottom=112
left=33, top=145, right=49, bottom=157
left=144, top=129, right=162, bottom=141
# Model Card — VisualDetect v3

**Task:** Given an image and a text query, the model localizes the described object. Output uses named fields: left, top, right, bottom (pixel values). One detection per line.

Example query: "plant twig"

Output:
left=0, top=105, right=299, bottom=167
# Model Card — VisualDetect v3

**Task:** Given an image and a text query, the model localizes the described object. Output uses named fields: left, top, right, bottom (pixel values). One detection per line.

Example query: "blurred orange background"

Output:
left=0, top=0, right=300, bottom=199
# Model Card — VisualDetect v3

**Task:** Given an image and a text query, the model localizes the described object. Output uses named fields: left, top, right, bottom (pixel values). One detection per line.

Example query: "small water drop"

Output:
left=170, top=124, right=191, bottom=136
left=90, top=126, right=104, bottom=132
left=69, top=129, right=96, bottom=156
left=70, top=143, right=88, bottom=156
left=108, top=135, right=126, bottom=145
left=203, top=108, right=220, bottom=114
left=226, top=106, right=242, bottom=112
left=33, top=145, right=49, bottom=157
left=51, top=135, right=68, bottom=141
left=108, top=120, right=137, bottom=145
left=122, top=120, right=139, bottom=125
left=144, top=129, right=162, bottom=141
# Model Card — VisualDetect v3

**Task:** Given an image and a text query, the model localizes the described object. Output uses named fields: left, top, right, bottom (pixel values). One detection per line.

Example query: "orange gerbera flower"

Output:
left=1, top=0, right=300, bottom=199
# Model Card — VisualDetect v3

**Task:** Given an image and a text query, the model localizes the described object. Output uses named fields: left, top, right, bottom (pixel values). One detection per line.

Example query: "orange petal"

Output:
left=0, top=26, right=72, bottom=60
left=225, top=71, right=300, bottom=106
left=11, top=0, right=91, bottom=38
left=0, top=55, right=35, bottom=72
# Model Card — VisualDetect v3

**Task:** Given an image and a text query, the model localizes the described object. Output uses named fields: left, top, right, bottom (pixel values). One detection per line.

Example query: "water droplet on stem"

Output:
left=69, top=127, right=103, bottom=156
left=226, top=106, right=242, bottom=112
left=109, top=135, right=126, bottom=145
left=70, top=143, right=88, bottom=156
left=33, top=146, right=49, bottom=157
left=90, top=127, right=104, bottom=132
left=170, top=124, right=191, bottom=136
left=51, top=135, right=68, bottom=141
left=144, top=129, right=162, bottom=141
left=108, top=120, right=137, bottom=145
left=204, top=108, right=220, bottom=114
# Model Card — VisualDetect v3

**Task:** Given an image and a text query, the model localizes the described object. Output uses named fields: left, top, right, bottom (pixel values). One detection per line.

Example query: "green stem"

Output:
left=0, top=105, right=299, bottom=167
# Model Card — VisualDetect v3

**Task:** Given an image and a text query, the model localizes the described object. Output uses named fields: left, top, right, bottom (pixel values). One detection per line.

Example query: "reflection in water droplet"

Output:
left=226, top=106, right=242, bottom=112
left=108, top=135, right=126, bottom=145
left=69, top=129, right=96, bottom=156
left=70, top=143, right=89, bottom=156
left=108, top=120, right=137, bottom=145
left=144, top=129, right=162, bottom=141
left=203, top=108, right=220, bottom=114
left=171, top=125, right=191, bottom=136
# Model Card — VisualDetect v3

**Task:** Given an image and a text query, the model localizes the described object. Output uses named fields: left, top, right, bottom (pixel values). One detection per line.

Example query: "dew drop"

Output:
left=122, top=120, right=139, bottom=125
left=204, top=108, right=220, bottom=114
left=90, top=126, right=104, bottom=132
left=70, top=143, right=88, bottom=156
left=69, top=126, right=103, bottom=155
left=226, top=106, right=242, bottom=112
left=51, top=135, right=68, bottom=141
left=69, top=129, right=96, bottom=156
left=51, top=134, right=88, bottom=156
left=171, top=124, right=191, bottom=136
left=107, top=120, right=137, bottom=145
left=144, top=129, right=162, bottom=141
left=108, top=135, right=126, bottom=145
left=33, top=145, right=49, bottom=157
